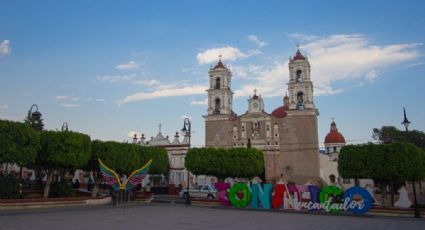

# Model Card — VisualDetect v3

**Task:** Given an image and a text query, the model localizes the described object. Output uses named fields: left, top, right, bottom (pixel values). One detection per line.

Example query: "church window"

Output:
left=296, top=70, right=303, bottom=82
left=333, top=146, right=337, bottom=152
left=214, top=98, right=220, bottom=114
left=215, top=77, right=221, bottom=89
left=297, top=92, right=304, bottom=109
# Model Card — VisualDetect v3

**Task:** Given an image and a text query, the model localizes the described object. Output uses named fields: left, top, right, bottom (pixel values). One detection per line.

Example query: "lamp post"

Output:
left=402, top=107, right=419, bottom=218
left=27, top=104, right=43, bottom=132
left=181, top=117, right=191, bottom=205
left=61, top=122, right=69, bottom=132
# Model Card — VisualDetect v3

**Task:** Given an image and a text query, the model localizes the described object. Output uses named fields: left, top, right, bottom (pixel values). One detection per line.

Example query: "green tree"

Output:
left=338, top=144, right=369, bottom=185
left=89, top=141, right=142, bottom=197
left=139, top=146, right=168, bottom=175
left=39, top=130, right=92, bottom=198
left=373, top=126, right=425, bottom=150
left=0, top=119, right=40, bottom=170
left=185, top=147, right=264, bottom=181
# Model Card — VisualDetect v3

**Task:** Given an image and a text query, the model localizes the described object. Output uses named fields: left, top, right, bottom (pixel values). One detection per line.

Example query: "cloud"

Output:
left=235, top=33, right=421, bottom=97
left=60, top=103, right=80, bottom=108
left=247, top=35, right=267, bottom=48
left=405, top=62, right=423, bottom=68
left=97, top=73, right=136, bottom=83
left=0, top=104, right=8, bottom=110
left=365, top=70, right=379, bottom=82
left=55, top=95, right=68, bottom=100
left=95, top=98, right=106, bottom=102
left=128, top=131, right=139, bottom=138
left=196, top=46, right=253, bottom=64
left=0, top=40, right=11, bottom=56
left=133, top=79, right=161, bottom=87
left=119, top=84, right=207, bottom=104
left=115, top=61, right=140, bottom=70
left=190, top=98, right=208, bottom=106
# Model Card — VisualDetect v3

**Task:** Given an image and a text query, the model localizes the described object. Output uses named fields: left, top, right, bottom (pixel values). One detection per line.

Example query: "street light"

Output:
left=401, top=107, right=411, bottom=132
left=27, top=104, right=43, bottom=132
left=402, top=107, right=419, bottom=218
left=61, top=122, right=69, bottom=132
left=181, top=117, right=191, bottom=205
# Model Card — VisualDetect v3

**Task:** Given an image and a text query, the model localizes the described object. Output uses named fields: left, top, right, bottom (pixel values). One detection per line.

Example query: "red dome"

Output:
left=271, top=105, right=288, bottom=118
left=325, top=132, right=346, bottom=144
left=292, top=50, right=306, bottom=61
left=213, top=60, right=226, bottom=69
left=324, top=121, right=346, bottom=144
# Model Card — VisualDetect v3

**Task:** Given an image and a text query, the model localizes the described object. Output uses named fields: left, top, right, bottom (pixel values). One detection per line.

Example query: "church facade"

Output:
left=204, top=50, right=320, bottom=184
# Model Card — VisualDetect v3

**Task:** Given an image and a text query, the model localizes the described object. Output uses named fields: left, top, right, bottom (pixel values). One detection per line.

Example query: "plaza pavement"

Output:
left=0, top=203, right=424, bottom=230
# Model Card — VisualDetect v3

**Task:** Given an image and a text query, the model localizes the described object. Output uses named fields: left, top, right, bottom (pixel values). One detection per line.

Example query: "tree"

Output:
left=185, top=147, right=264, bottom=180
left=0, top=119, right=40, bottom=170
left=338, top=144, right=369, bottom=185
left=139, top=146, right=168, bottom=175
left=373, top=126, right=425, bottom=150
left=89, top=141, right=147, bottom=197
left=39, top=130, right=92, bottom=198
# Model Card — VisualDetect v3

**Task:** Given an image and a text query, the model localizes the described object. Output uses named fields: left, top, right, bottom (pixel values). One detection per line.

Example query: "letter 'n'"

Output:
left=251, top=183, right=272, bottom=209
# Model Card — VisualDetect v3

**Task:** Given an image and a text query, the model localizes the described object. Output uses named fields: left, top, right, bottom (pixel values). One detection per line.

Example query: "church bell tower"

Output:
left=288, top=48, right=315, bottom=110
left=207, top=56, right=233, bottom=115
left=204, top=57, right=235, bottom=147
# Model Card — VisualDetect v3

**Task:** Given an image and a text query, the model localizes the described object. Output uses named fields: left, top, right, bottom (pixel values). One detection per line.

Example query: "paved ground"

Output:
left=0, top=203, right=424, bottom=230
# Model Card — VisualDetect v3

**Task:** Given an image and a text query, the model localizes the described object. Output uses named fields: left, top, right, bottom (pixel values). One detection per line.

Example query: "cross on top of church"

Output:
left=158, top=123, right=162, bottom=133
left=254, top=89, right=257, bottom=95
left=218, top=54, right=222, bottom=61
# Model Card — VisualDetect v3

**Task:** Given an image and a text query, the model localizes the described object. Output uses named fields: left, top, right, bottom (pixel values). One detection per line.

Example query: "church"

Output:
left=204, top=49, right=321, bottom=184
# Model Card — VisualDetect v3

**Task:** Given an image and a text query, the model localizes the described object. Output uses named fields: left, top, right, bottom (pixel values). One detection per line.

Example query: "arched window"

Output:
left=214, top=98, right=221, bottom=114
left=296, top=70, right=303, bottom=82
left=215, top=77, right=221, bottom=89
left=297, top=92, right=304, bottom=109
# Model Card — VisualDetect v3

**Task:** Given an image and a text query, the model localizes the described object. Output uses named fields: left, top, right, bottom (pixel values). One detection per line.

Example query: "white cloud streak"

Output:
left=119, top=84, right=207, bottom=104
left=0, top=40, right=11, bottom=56
left=196, top=46, right=254, bottom=64
left=190, top=98, right=208, bottom=106
left=115, top=61, right=140, bottom=70
left=55, top=95, right=68, bottom=100
left=247, top=35, right=267, bottom=48
left=97, top=73, right=136, bottom=83
left=60, top=103, right=80, bottom=108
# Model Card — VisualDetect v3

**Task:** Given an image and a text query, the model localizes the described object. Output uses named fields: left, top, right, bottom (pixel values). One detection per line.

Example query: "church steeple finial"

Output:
left=218, top=54, right=222, bottom=62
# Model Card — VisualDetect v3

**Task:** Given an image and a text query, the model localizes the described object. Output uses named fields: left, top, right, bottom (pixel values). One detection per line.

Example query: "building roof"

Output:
left=291, top=49, right=306, bottom=61
left=213, top=60, right=226, bottom=70
left=271, top=106, right=288, bottom=118
left=271, top=95, right=289, bottom=118
left=324, top=121, right=346, bottom=144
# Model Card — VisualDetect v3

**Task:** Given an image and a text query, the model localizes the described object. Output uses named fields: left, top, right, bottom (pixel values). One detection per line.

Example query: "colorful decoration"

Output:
left=251, top=183, right=272, bottom=209
left=319, top=185, right=344, bottom=213
left=215, top=183, right=231, bottom=206
left=224, top=182, right=372, bottom=214
left=343, top=186, right=373, bottom=214
left=228, top=183, right=251, bottom=208
left=98, top=159, right=152, bottom=191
